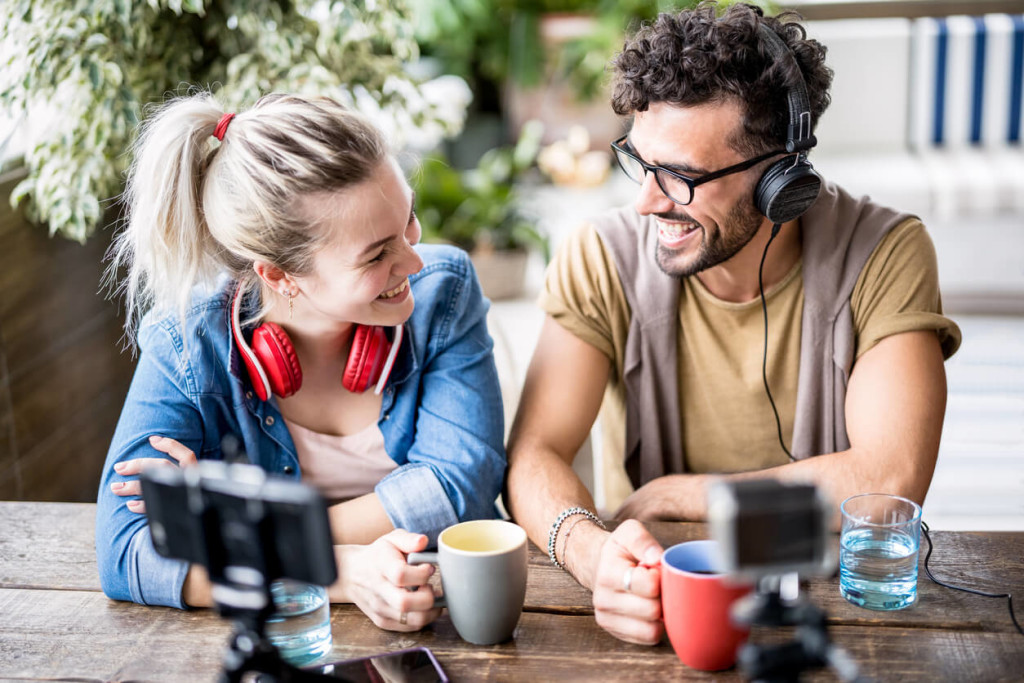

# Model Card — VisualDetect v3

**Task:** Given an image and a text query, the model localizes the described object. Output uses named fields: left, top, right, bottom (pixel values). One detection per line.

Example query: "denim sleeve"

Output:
left=95, top=321, right=201, bottom=609
left=376, top=256, right=507, bottom=543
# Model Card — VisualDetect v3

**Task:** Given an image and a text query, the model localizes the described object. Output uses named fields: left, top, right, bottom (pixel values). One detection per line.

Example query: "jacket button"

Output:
left=283, top=465, right=295, bottom=475
left=246, top=391, right=253, bottom=400
left=383, top=413, right=390, bottom=421
left=265, top=416, right=275, bottom=426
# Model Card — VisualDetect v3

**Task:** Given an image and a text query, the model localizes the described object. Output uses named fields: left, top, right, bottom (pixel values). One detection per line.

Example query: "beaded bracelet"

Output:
left=558, top=515, right=592, bottom=566
left=548, top=506, right=606, bottom=569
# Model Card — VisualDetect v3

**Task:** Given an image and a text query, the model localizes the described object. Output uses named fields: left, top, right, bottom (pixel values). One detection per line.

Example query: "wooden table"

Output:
left=1, top=503, right=1022, bottom=681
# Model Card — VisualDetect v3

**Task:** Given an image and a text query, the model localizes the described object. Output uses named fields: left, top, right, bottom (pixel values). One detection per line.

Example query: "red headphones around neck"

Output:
left=230, top=284, right=403, bottom=401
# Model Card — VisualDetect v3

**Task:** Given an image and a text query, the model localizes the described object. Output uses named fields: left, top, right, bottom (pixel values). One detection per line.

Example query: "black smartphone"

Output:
left=141, top=460, right=337, bottom=587
left=317, top=647, right=448, bottom=683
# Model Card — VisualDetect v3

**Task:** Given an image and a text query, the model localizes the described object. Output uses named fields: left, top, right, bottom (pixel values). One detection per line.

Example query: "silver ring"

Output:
left=622, top=566, right=635, bottom=593
left=399, top=612, right=408, bottom=625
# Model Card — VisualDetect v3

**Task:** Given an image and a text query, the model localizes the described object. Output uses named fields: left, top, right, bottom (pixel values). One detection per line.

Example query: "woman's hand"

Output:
left=330, top=530, right=442, bottom=632
left=109, top=435, right=198, bottom=513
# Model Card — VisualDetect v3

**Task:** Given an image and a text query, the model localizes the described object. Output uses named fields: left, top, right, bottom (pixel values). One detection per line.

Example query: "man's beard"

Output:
left=655, top=199, right=764, bottom=279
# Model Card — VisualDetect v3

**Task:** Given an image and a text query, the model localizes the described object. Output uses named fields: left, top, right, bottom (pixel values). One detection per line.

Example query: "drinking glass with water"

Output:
left=839, top=493, right=922, bottom=611
left=266, top=579, right=332, bottom=665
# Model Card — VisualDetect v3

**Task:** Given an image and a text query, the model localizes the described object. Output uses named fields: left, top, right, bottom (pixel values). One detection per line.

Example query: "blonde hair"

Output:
left=107, top=91, right=387, bottom=346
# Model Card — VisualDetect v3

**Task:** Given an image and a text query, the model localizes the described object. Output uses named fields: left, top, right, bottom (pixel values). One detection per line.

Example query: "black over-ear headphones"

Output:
left=752, top=23, right=822, bottom=225
left=754, top=23, right=824, bottom=464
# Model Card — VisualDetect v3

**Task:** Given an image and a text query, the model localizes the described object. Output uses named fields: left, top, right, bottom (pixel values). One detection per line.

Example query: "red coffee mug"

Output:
left=661, top=540, right=753, bottom=671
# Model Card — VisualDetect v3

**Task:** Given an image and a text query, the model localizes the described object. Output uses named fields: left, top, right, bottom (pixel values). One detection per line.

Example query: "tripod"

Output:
left=732, top=573, right=866, bottom=683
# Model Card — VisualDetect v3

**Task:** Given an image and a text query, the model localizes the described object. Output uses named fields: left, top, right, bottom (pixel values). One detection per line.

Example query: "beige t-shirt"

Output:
left=540, top=217, right=962, bottom=509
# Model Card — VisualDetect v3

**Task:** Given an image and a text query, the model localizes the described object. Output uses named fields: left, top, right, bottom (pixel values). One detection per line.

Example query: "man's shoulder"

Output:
left=803, top=181, right=917, bottom=236
left=589, top=204, right=650, bottom=238
left=801, top=180, right=920, bottom=296
left=551, top=216, right=625, bottom=283
left=856, top=216, right=936, bottom=288
left=582, top=204, right=654, bottom=278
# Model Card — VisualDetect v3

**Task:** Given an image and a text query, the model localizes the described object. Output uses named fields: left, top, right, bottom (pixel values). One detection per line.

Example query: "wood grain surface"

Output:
left=2, top=502, right=1022, bottom=681
left=0, top=171, right=134, bottom=503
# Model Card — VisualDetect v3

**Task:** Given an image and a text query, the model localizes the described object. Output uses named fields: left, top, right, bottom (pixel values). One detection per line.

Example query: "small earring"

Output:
left=285, top=290, right=295, bottom=320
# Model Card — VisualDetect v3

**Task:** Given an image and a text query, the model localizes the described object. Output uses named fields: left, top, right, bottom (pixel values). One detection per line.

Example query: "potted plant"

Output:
left=415, top=121, right=549, bottom=300
left=0, top=0, right=470, bottom=241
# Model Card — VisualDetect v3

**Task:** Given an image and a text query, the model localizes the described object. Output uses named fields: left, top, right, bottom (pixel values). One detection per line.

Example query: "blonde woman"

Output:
left=96, top=92, right=505, bottom=632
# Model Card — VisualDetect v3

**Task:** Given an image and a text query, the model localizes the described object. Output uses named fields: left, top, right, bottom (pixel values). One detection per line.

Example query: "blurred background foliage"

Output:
left=411, top=1, right=769, bottom=105
left=414, top=120, right=549, bottom=259
left=0, top=0, right=465, bottom=242
left=1, top=0, right=768, bottom=250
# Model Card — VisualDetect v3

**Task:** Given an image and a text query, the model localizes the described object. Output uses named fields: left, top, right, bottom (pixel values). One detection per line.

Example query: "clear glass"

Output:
left=839, top=493, right=922, bottom=611
left=265, top=579, right=332, bottom=665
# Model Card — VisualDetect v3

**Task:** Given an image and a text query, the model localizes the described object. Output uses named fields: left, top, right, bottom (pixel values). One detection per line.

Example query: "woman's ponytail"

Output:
left=107, top=93, right=225, bottom=347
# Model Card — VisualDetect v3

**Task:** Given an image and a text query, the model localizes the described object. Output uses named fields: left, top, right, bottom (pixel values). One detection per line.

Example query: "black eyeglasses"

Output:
left=611, top=135, right=785, bottom=206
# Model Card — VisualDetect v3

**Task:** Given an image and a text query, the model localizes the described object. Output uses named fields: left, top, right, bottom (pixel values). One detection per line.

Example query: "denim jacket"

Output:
left=96, top=245, right=506, bottom=608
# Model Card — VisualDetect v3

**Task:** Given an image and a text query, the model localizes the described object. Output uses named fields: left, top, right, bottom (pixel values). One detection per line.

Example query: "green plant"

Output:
left=410, top=0, right=506, bottom=86
left=415, top=120, right=548, bottom=259
left=414, top=0, right=773, bottom=105
left=1, top=0, right=468, bottom=241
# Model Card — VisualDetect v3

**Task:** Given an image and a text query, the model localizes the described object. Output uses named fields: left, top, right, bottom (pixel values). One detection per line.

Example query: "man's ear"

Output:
left=252, top=261, right=296, bottom=294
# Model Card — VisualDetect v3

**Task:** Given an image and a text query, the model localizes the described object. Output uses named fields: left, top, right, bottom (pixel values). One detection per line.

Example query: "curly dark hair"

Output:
left=611, top=2, right=833, bottom=156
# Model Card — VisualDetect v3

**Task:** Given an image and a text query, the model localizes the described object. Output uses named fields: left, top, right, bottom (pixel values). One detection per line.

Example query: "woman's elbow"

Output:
left=97, top=552, right=133, bottom=603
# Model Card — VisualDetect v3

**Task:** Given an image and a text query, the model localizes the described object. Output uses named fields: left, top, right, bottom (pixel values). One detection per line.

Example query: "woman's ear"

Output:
left=252, top=261, right=297, bottom=295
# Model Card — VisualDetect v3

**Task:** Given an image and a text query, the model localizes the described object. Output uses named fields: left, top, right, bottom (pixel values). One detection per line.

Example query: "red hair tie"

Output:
left=213, top=113, right=235, bottom=141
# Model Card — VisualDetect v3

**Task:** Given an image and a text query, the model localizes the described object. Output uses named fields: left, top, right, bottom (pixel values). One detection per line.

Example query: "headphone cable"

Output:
left=921, top=520, right=1023, bottom=636
left=759, top=222, right=795, bottom=462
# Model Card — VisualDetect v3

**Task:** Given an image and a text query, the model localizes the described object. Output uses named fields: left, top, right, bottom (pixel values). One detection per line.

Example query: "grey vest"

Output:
left=595, top=181, right=913, bottom=487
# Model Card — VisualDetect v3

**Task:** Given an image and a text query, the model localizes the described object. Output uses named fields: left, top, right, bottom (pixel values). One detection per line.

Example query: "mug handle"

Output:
left=407, top=552, right=446, bottom=608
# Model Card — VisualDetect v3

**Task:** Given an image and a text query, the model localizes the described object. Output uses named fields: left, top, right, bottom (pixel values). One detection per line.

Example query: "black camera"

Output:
left=707, top=478, right=835, bottom=580
left=707, top=479, right=864, bottom=682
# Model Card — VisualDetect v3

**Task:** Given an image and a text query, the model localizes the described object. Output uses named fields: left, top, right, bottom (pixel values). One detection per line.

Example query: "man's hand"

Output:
left=613, top=474, right=706, bottom=522
left=592, top=520, right=665, bottom=645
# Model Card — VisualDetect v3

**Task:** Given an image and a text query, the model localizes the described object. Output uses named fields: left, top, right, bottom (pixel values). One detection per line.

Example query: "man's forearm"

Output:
left=622, top=446, right=932, bottom=524
left=733, top=446, right=933, bottom=510
left=505, top=439, right=606, bottom=589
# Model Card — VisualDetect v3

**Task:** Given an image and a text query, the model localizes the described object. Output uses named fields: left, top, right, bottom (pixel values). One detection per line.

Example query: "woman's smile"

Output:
left=377, top=278, right=410, bottom=303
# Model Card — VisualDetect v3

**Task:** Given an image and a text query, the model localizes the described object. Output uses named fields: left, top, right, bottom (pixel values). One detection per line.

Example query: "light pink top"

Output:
left=283, top=418, right=396, bottom=501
